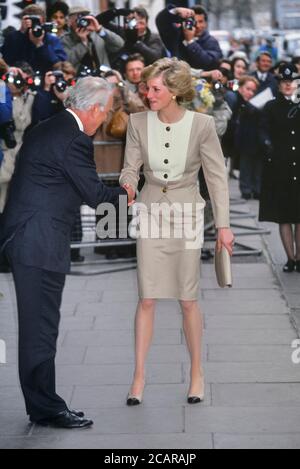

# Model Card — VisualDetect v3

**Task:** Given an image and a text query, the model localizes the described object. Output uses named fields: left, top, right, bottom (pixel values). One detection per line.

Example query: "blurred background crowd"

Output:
left=0, top=0, right=300, bottom=269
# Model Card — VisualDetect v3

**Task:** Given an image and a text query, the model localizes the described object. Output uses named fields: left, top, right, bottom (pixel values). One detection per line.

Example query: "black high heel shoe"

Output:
left=127, top=381, right=145, bottom=407
left=296, top=261, right=300, bottom=273
left=283, top=260, right=296, bottom=273
left=187, top=377, right=205, bottom=405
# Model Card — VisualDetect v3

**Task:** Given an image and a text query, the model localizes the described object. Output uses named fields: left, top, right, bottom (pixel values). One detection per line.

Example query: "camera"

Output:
left=212, top=81, right=224, bottom=92
left=228, top=79, right=239, bottom=92
left=126, top=17, right=138, bottom=30
left=182, top=17, right=196, bottom=31
left=51, top=71, right=68, bottom=93
left=77, top=65, right=94, bottom=78
left=27, top=15, right=57, bottom=38
left=0, top=120, right=17, bottom=149
left=3, top=72, right=26, bottom=90
left=77, top=15, right=91, bottom=29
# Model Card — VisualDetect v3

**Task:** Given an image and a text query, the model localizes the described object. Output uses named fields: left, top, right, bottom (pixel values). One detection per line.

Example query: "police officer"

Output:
left=259, top=64, right=300, bottom=273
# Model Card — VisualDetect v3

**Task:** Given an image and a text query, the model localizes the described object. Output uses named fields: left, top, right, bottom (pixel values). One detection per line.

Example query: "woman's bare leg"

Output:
left=129, top=299, right=156, bottom=397
left=180, top=300, right=204, bottom=397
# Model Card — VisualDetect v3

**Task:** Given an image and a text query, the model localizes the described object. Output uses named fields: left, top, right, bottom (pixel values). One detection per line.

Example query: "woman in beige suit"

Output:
left=120, top=58, right=234, bottom=406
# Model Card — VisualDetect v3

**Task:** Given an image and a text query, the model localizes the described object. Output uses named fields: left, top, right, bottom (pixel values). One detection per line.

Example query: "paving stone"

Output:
left=214, top=433, right=300, bottom=449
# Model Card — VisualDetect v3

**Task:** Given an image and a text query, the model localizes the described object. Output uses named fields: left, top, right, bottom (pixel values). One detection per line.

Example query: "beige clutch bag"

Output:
left=215, top=245, right=233, bottom=288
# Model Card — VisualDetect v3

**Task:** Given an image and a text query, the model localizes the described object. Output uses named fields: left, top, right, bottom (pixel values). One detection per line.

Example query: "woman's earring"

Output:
left=172, top=96, right=177, bottom=101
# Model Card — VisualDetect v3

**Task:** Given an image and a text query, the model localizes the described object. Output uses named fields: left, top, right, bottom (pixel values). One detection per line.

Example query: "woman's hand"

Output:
left=217, top=228, right=235, bottom=256
left=123, top=183, right=136, bottom=206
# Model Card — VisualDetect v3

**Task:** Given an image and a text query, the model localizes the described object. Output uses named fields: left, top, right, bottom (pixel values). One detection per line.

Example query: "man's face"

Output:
left=134, top=14, right=147, bottom=37
left=194, top=14, right=207, bottom=37
left=85, top=94, right=113, bottom=136
left=125, top=60, right=145, bottom=85
left=257, top=55, right=273, bottom=73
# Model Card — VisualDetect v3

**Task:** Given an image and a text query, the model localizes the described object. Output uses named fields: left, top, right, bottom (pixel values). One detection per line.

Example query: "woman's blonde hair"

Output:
left=141, top=58, right=195, bottom=104
left=238, top=75, right=259, bottom=88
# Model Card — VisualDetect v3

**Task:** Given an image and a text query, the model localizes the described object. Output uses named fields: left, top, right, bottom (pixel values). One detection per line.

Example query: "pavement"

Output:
left=0, top=180, right=300, bottom=450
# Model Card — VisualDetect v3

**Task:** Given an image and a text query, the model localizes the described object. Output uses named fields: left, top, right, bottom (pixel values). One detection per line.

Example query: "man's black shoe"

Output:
left=70, top=409, right=85, bottom=418
left=34, top=410, right=93, bottom=429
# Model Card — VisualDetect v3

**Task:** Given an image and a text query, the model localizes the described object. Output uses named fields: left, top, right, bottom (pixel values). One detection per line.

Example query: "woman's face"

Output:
left=239, top=80, right=257, bottom=101
left=146, top=74, right=174, bottom=111
left=51, top=10, right=66, bottom=31
left=234, top=60, right=247, bottom=80
left=279, top=80, right=298, bottom=97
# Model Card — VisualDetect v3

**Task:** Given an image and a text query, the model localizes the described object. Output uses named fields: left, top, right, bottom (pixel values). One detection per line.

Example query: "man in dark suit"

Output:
left=0, top=77, right=133, bottom=429
left=251, top=52, right=278, bottom=96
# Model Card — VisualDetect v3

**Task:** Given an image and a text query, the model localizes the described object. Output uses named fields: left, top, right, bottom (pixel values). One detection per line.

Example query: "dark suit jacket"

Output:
left=0, top=110, right=127, bottom=273
left=251, top=71, right=278, bottom=97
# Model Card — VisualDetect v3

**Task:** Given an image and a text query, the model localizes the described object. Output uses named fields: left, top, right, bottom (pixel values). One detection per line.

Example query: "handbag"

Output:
left=215, top=244, right=233, bottom=288
left=106, top=109, right=129, bottom=139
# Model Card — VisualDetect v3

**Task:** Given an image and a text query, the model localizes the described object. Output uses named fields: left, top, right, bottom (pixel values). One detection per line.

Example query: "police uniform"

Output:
left=259, top=65, right=300, bottom=224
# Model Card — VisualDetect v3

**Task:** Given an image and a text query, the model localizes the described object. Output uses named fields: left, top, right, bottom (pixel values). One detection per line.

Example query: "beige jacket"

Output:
left=0, top=91, right=34, bottom=212
left=119, top=111, right=230, bottom=229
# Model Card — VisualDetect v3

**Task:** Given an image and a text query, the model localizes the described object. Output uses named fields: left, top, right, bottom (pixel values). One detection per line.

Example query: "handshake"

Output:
left=122, top=183, right=136, bottom=206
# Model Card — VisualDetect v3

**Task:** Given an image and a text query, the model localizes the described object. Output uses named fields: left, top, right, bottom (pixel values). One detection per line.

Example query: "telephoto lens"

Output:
left=27, top=15, right=44, bottom=38
left=51, top=71, right=68, bottom=93
left=77, top=15, right=91, bottom=29
left=183, top=17, right=196, bottom=30
left=3, top=72, right=25, bottom=90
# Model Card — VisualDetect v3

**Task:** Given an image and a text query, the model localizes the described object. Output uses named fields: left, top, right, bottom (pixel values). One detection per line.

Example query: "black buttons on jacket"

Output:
left=165, top=143, right=170, bottom=148
left=164, top=174, right=168, bottom=179
left=164, top=159, right=169, bottom=164
left=166, top=127, right=171, bottom=132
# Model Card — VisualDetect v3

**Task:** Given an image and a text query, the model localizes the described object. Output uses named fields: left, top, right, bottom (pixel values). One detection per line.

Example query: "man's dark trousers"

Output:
left=1, top=110, right=127, bottom=422
left=7, top=244, right=67, bottom=422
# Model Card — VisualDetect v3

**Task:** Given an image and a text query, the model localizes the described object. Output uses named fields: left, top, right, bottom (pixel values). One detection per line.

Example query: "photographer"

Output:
left=61, top=6, right=124, bottom=74
left=156, top=5, right=222, bottom=70
left=2, top=4, right=67, bottom=74
left=0, top=62, right=35, bottom=214
left=31, top=62, right=75, bottom=126
left=0, top=62, right=13, bottom=168
left=47, top=1, right=70, bottom=38
left=97, top=7, right=166, bottom=70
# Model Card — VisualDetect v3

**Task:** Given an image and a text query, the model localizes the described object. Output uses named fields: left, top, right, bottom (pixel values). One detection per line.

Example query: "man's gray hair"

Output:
left=64, top=77, right=112, bottom=111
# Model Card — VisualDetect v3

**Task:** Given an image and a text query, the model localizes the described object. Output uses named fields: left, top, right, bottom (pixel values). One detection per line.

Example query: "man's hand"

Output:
left=201, top=70, right=224, bottom=81
left=75, top=26, right=90, bottom=45
left=183, top=28, right=196, bottom=42
left=20, top=15, right=32, bottom=33
left=217, top=228, right=235, bottom=257
left=123, top=183, right=136, bottom=206
left=85, top=16, right=102, bottom=33
left=175, top=8, right=195, bottom=19
left=44, top=71, right=56, bottom=92
left=29, top=28, right=45, bottom=47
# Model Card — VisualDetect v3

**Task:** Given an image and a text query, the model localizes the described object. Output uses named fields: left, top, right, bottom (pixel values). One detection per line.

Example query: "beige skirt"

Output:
left=132, top=201, right=205, bottom=300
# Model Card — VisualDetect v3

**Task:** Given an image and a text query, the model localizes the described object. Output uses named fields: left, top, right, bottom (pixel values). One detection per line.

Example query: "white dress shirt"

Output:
left=66, top=109, right=84, bottom=132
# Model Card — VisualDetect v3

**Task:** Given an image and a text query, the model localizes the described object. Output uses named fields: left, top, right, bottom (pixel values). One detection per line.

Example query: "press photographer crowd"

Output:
left=0, top=1, right=300, bottom=274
